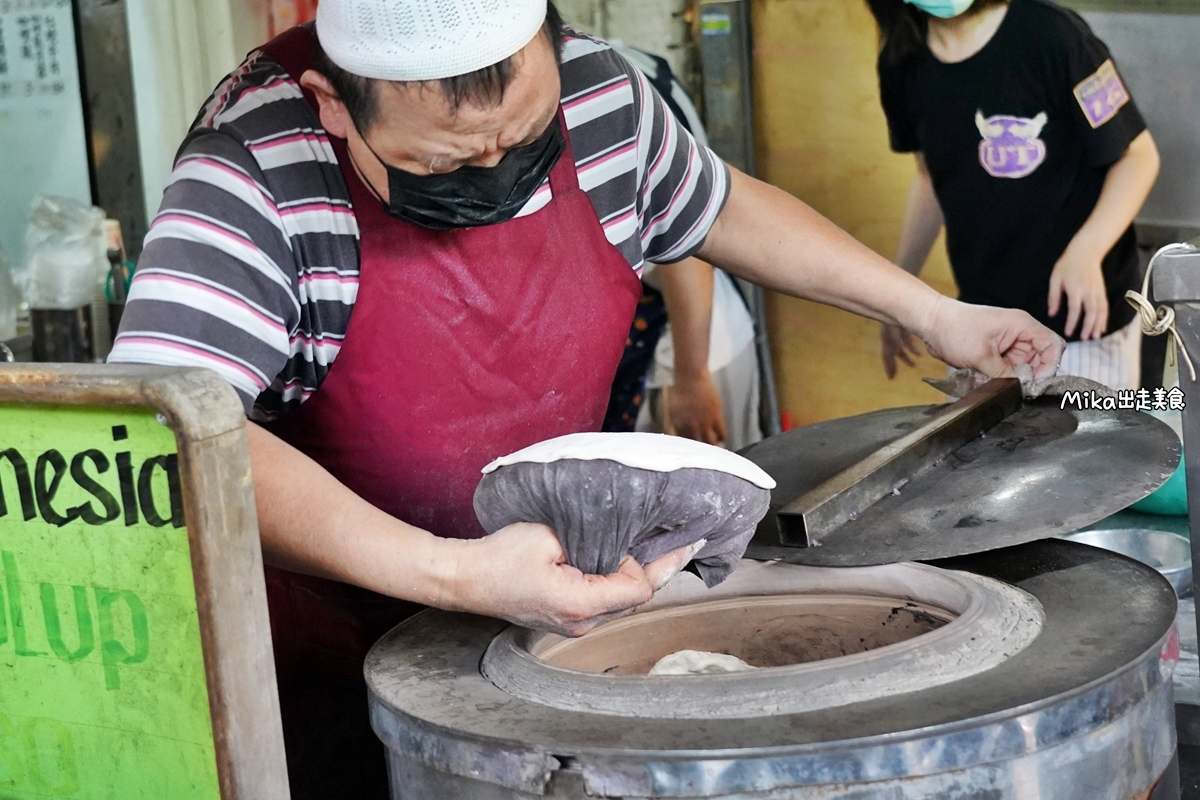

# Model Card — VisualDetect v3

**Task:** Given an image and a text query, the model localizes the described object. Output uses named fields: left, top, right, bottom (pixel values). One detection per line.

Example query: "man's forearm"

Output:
left=1067, top=130, right=1159, bottom=261
left=658, top=257, right=715, bottom=381
left=247, top=422, right=702, bottom=636
left=699, top=167, right=944, bottom=340
left=247, top=422, right=457, bottom=606
left=895, top=155, right=944, bottom=276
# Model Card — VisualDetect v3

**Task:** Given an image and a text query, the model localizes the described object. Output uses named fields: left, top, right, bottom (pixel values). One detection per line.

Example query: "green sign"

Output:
left=0, top=404, right=219, bottom=799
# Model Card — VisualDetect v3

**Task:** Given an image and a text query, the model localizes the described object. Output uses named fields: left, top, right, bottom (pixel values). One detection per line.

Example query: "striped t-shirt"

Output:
left=108, top=28, right=731, bottom=421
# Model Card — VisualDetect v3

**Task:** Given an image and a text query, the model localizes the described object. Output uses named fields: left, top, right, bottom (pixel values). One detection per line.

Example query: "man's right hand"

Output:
left=920, top=297, right=1064, bottom=380
left=881, top=323, right=922, bottom=379
left=447, top=522, right=703, bottom=637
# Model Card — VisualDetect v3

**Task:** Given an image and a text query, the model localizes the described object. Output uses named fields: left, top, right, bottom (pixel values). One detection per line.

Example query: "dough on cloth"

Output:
left=649, top=650, right=756, bottom=676
left=473, top=433, right=774, bottom=587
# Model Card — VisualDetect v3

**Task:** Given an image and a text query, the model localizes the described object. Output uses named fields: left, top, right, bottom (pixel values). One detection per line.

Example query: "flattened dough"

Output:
left=482, top=432, right=776, bottom=489
left=649, top=650, right=757, bottom=675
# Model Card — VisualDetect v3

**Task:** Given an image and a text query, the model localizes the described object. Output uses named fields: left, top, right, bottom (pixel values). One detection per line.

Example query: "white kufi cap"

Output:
left=317, top=0, right=549, bottom=82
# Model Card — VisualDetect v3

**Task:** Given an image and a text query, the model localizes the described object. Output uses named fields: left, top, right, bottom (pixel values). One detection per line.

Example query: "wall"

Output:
left=1079, top=10, right=1200, bottom=232
left=266, top=0, right=319, bottom=36
left=126, top=0, right=270, bottom=224
left=556, top=0, right=693, bottom=85
left=750, top=0, right=956, bottom=426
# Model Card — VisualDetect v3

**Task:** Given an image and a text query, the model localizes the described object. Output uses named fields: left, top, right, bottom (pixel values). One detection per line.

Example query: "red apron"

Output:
left=257, top=25, right=641, bottom=686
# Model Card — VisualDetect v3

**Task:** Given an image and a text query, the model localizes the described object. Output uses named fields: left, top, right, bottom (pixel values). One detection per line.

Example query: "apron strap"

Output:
left=259, top=24, right=321, bottom=98
left=547, top=108, right=580, bottom=196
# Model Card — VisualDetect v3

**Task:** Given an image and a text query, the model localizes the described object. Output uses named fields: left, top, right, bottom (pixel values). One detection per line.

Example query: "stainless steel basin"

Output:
left=1061, top=529, right=1191, bottom=597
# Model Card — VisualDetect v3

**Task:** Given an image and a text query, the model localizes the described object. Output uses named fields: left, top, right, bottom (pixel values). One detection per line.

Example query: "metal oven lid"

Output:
left=741, top=396, right=1180, bottom=567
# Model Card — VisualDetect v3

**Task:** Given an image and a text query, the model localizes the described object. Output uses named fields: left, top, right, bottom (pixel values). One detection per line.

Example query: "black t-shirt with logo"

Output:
left=878, top=0, right=1146, bottom=340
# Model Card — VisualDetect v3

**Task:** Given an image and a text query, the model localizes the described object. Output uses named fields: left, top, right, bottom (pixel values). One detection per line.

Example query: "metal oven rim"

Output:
left=365, top=540, right=1179, bottom=797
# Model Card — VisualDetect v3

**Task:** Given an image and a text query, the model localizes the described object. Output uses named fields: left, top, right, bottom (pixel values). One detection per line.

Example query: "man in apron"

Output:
left=109, top=1, right=1065, bottom=796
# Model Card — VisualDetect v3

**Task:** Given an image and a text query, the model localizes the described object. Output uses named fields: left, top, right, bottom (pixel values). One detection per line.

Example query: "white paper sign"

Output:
left=0, top=0, right=91, bottom=277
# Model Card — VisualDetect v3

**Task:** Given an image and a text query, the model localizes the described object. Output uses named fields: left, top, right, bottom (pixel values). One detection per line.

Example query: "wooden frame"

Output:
left=0, top=364, right=289, bottom=800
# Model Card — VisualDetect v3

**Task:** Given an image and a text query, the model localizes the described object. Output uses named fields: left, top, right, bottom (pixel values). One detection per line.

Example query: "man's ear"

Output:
left=300, top=69, right=353, bottom=139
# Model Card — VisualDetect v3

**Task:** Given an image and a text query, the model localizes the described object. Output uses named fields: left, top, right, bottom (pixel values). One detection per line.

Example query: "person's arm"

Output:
left=894, top=155, right=946, bottom=275
left=697, top=167, right=1064, bottom=378
left=1048, top=129, right=1160, bottom=340
left=883, top=154, right=945, bottom=378
left=247, top=423, right=699, bottom=637
left=656, top=257, right=727, bottom=445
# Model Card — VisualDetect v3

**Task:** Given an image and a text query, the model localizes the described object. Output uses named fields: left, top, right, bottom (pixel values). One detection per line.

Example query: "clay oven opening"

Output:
left=531, top=594, right=956, bottom=676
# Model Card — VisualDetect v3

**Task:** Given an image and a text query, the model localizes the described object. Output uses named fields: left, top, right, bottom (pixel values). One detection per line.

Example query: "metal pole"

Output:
left=1150, top=247, right=1200, bottom=745
left=696, top=0, right=782, bottom=436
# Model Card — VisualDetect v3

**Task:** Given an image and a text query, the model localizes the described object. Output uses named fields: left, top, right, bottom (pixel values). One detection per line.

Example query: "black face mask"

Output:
left=359, top=115, right=566, bottom=231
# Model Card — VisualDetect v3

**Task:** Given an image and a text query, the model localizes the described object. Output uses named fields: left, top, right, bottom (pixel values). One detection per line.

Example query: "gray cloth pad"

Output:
left=473, top=459, right=771, bottom=587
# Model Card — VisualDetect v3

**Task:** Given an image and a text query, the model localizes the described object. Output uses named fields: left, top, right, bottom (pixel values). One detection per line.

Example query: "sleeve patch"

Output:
left=1073, top=59, right=1130, bottom=129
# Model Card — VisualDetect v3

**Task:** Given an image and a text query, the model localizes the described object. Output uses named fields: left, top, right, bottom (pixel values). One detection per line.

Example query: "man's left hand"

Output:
left=921, top=296, right=1065, bottom=380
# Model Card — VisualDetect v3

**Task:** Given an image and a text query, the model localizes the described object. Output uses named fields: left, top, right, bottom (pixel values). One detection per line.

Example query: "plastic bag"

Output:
left=24, top=195, right=106, bottom=310
left=0, top=244, right=18, bottom=341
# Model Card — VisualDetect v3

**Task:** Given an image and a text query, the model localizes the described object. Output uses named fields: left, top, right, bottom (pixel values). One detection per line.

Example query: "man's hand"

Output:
left=667, top=375, right=727, bottom=445
left=920, top=296, right=1064, bottom=379
left=881, top=323, right=922, bottom=379
left=1048, top=246, right=1109, bottom=341
left=447, top=522, right=703, bottom=637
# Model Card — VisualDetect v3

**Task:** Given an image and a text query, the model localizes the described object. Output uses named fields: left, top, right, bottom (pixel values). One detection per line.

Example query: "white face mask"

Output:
left=903, top=0, right=975, bottom=18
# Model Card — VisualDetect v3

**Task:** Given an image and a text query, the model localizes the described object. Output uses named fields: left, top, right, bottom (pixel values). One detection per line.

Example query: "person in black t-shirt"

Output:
left=867, top=0, right=1160, bottom=390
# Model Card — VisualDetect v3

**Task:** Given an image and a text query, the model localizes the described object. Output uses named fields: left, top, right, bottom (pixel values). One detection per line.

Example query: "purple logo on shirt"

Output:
left=1073, top=59, right=1129, bottom=129
left=976, top=111, right=1048, bottom=179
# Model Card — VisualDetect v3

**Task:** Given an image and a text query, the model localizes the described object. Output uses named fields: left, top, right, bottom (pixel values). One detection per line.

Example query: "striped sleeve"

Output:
left=109, top=130, right=300, bottom=413
left=628, top=66, right=729, bottom=263
left=559, top=33, right=730, bottom=270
